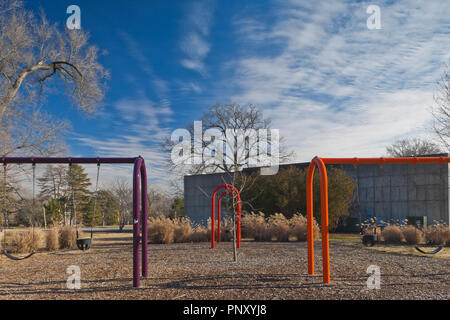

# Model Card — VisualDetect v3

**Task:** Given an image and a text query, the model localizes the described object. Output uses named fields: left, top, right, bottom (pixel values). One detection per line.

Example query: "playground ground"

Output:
left=0, top=233, right=449, bottom=300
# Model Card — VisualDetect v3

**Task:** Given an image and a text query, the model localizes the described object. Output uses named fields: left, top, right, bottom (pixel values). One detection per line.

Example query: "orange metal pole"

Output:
left=306, top=161, right=315, bottom=275
left=306, top=157, right=330, bottom=284
left=316, top=157, right=330, bottom=284
left=321, top=156, right=450, bottom=165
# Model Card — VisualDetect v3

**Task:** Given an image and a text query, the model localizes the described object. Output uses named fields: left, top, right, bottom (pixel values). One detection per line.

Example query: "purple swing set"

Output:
left=0, top=156, right=148, bottom=288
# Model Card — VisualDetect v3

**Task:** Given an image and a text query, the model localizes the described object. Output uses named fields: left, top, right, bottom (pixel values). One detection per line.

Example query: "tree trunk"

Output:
left=43, top=207, right=47, bottom=229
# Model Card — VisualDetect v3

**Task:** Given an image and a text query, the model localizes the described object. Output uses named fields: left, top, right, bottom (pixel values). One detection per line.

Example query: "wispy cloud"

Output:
left=179, top=0, right=215, bottom=75
left=118, top=31, right=153, bottom=76
left=230, top=0, right=450, bottom=160
left=76, top=97, right=175, bottom=189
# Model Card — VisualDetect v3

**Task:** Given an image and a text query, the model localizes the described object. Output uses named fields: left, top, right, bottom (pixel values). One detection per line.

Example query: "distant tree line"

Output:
left=1, top=164, right=184, bottom=228
left=239, top=166, right=355, bottom=231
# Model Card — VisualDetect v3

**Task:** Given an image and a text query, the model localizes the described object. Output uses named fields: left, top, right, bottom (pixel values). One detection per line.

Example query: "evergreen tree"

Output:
left=66, top=164, right=92, bottom=226
left=83, top=190, right=119, bottom=226
left=47, top=198, right=63, bottom=226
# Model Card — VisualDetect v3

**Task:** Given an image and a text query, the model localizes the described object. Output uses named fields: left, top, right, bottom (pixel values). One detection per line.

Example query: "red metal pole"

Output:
left=211, top=190, right=216, bottom=249
left=211, top=184, right=242, bottom=249
left=217, top=191, right=228, bottom=243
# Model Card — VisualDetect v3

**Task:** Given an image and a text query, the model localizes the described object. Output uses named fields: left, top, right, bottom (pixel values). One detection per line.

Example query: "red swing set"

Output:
left=210, top=184, right=242, bottom=249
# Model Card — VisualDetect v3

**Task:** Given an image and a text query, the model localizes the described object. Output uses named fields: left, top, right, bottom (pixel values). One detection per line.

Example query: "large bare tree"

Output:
left=432, top=60, right=450, bottom=149
left=386, top=137, right=442, bottom=157
left=0, top=0, right=108, bottom=156
left=165, top=103, right=292, bottom=260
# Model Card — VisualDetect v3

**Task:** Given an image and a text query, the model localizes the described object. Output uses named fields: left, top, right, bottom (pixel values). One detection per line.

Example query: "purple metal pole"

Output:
left=140, top=158, right=148, bottom=279
left=0, top=157, right=136, bottom=164
left=133, top=157, right=142, bottom=288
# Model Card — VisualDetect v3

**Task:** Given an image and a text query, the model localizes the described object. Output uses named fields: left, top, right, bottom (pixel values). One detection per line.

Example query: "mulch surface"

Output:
left=1, top=239, right=449, bottom=300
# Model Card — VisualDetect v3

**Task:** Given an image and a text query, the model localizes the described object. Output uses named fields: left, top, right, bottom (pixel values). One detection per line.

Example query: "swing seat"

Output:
left=76, top=238, right=92, bottom=251
left=3, top=249, right=35, bottom=261
left=414, top=246, right=443, bottom=255
left=362, top=234, right=377, bottom=247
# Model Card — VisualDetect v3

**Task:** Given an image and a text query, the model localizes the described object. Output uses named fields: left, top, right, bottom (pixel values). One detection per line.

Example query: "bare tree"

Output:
left=386, top=137, right=443, bottom=157
left=148, top=188, right=173, bottom=218
left=0, top=0, right=108, bottom=156
left=165, top=103, right=292, bottom=261
left=110, top=177, right=133, bottom=229
left=432, top=60, right=450, bottom=149
left=37, top=165, right=67, bottom=200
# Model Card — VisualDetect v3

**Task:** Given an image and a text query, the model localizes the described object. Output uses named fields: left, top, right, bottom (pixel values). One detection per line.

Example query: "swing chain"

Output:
left=2, top=163, right=7, bottom=230
left=90, top=163, right=101, bottom=237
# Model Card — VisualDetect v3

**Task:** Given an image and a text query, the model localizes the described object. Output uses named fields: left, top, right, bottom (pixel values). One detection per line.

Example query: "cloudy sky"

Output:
left=27, top=0, right=450, bottom=190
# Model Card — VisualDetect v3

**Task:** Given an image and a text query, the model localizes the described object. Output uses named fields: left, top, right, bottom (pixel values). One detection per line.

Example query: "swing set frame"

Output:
left=211, top=183, right=241, bottom=249
left=307, top=156, right=450, bottom=284
left=0, top=156, right=149, bottom=288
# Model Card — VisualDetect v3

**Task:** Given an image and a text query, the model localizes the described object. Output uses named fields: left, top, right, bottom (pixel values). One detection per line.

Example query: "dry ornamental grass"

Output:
left=59, top=226, right=76, bottom=249
left=425, top=224, right=450, bottom=246
left=219, top=218, right=234, bottom=242
left=381, top=226, right=405, bottom=244
left=173, top=218, right=193, bottom=243
left=268, top=213, right=291, bottom=242
left=242, top=212, right=321, bottom=242
left=45, top=227, right=60, bottom=251
left=6, top=228, right=42, bottom=253
left=401, top=225, right=423, bottom=245
left=242, top=212, right=272, bottom=241
left=148, top=217, right=176, bottom=244
left=290, top=214, right=320, bottom=241
left=189, top=225, right=209, bottom=242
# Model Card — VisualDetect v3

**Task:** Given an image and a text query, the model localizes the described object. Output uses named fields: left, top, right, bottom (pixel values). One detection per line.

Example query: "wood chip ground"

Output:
left=0, top=238, right=449, bottom=300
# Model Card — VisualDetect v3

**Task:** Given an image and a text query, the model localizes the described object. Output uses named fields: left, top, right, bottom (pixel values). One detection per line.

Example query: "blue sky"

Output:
left=25, top=0, right=450, bottom=190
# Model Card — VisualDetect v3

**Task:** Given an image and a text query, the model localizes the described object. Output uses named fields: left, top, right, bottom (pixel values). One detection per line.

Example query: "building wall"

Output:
left=333, top=163, right=449, bottom=224
left=184, top=163, right=450, bottom=225
left=184, top=172, right=230, bottom=224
